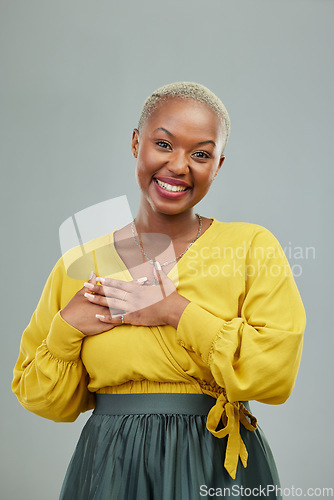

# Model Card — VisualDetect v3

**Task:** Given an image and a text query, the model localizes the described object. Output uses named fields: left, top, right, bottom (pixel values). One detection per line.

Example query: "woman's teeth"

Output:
left=155, top=179, right=188, bottom=192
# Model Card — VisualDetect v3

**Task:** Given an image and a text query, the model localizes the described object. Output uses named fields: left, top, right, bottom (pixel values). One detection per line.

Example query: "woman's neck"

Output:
left=134, top=207, right=199, bottom=242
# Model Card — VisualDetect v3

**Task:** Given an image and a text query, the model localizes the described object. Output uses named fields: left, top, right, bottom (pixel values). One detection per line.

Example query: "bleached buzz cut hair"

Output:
left=137, top=81, right=231, bottom=153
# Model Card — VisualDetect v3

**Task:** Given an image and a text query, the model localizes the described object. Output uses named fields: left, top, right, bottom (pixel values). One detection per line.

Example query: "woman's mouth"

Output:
left=153, top=178, right=191, bottom=199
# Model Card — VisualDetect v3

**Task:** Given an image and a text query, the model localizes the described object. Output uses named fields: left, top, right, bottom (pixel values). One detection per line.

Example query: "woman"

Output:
left=12, top=82, right=306, bottom=499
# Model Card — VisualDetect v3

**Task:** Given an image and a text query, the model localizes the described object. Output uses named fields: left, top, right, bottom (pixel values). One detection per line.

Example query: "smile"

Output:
left=155, top=179, right=189, bottom=192
left=153, top=178, right=191, bottom=200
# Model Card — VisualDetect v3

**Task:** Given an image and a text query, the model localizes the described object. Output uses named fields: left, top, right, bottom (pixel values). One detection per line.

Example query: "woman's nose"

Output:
left=166, top=151, right=189, bottom=175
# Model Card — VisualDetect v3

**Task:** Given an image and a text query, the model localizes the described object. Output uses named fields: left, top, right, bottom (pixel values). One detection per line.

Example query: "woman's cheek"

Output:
left=134, top=164, right=141, bottom=187
left=144, top=148, right=160, bottom=169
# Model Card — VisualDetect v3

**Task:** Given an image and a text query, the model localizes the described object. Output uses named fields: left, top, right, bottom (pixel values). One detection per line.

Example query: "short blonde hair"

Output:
left=138, top=81, right=230, bottom=152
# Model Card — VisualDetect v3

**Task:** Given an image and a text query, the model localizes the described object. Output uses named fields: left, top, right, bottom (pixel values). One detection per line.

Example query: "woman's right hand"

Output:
left=60, top=272, right=123, bottom=336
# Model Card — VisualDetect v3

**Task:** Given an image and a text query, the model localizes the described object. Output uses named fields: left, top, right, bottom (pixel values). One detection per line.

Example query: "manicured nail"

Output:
left=84, top=292, right=95, bottom=299
left=84, top=282, right=94, bottom=290
left=137, top=277, right=148, bottom=283
left=96, top=314, right=105, bottom=319
left=96, top=277, right=105, bottom=283
left=89, top=271, right=95, bottom=280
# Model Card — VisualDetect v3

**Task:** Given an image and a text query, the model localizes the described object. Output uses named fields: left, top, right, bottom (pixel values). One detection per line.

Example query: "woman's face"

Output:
left=132, top=98, right=226, bottom=217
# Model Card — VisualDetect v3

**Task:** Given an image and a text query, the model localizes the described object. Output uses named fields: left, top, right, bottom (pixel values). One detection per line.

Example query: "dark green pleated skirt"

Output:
left=59, top=394, right=282, bottom=500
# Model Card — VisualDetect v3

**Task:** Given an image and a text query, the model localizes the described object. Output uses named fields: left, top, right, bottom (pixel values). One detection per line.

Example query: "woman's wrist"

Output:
left=164, top=292, right=191, bottom=329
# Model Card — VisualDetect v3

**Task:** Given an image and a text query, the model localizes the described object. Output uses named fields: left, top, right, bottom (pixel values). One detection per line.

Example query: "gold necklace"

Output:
left=131, top=213, right=202, bottom=284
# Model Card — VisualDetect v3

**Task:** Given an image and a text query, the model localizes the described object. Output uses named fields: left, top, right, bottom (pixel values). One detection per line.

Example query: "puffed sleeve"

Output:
left=12, top=256, right=95, bottom=422
left=176, top=225, right=306, bottom=405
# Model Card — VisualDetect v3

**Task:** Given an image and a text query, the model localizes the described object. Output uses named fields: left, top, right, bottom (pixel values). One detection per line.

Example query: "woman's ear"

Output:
left=213, top=155, right=225, bottom=180
left=132, top=129, right=140, bottom=158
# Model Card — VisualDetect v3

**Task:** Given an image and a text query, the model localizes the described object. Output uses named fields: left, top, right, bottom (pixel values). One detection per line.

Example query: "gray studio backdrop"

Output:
left=1, top=1, right=333, bottom=499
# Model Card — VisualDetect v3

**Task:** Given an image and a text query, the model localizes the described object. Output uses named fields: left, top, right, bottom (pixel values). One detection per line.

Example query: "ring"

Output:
left=121, top=291, right=128, bottom=301
left=121, top=314, right=125, bottom=324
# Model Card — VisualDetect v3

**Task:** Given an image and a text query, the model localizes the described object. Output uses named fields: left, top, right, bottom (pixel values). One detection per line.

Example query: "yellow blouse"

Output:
left=12, top=218, right=306, bottom=479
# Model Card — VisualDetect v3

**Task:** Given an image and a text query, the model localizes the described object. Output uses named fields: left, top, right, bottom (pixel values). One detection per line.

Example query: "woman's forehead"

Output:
left=145, top=98, right=223, bottom=136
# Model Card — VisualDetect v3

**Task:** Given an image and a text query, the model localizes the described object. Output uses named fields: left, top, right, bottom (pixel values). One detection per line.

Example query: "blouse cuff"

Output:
left=176, top=302, right=227, bottom=365
left=46, top=311, right=86, bottom=362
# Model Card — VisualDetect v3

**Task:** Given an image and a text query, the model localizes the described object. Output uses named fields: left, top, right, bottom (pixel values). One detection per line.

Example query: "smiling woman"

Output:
left=133, top=96, right=227, bottom=220
left=12, top=82, right=306, bottom=500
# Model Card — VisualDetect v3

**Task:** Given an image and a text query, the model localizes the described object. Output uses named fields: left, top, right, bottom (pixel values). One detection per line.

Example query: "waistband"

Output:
left=93, top=393, right=250, bottom=416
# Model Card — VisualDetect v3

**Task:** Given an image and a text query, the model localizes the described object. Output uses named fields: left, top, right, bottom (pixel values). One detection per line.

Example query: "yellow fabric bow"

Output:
left=206, top=392, right=257, bottom=479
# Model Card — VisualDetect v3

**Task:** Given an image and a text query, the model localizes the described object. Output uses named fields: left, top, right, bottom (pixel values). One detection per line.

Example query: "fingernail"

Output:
left=96, top=277, right=105, bottom=283
left=84, top=282, right=95, bottom=290
left=84, top=292, right=95, bottom=299
left=96, top=314, right=105, bottom=319
left=89, top=271, right=95, bottom=280
left=137, top=277, right=148, bottom=283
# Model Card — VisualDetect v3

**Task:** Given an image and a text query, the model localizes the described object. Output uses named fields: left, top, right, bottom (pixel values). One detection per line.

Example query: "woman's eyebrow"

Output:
left=197, top=140, right=216, bottom=147
left=154, top=127, right=216, bottom=147
left=154, top=127, right=174, bottom=137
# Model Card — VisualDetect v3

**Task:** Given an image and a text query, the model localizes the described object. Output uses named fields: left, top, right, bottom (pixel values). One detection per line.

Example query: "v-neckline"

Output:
left=109, top=217, right=217, bottom=282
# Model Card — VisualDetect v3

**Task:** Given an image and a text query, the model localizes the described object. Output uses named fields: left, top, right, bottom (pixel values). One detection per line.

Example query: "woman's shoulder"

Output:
left=207, top=220, right=285, bottom=264
left=211, top=218, right=277, bottom=242
left=54, top=231, right=113, bottom=282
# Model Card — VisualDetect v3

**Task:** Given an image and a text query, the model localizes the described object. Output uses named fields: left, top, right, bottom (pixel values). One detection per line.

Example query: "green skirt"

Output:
left=59, top=393, right=282, bottom=500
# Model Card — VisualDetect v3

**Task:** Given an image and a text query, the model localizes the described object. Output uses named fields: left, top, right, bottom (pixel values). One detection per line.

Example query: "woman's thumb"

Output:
left=88, top=270, right=97, bottom=283
left=153, top=262, right=168, bottom=298
left=153, top=263, right=175, bottom=297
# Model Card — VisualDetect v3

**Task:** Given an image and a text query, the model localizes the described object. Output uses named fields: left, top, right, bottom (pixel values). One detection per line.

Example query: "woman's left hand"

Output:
left=83, top=267, right=187, bottom=327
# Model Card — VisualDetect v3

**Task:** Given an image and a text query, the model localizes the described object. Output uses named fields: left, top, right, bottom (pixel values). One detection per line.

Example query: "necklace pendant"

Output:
left=153, top=260, right=162, bottom=271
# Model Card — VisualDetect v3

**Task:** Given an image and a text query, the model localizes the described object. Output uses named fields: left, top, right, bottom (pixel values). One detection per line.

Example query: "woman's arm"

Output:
left=174, top=226, right=306, bottom=404
left=12, top=257, right=95, bottom=422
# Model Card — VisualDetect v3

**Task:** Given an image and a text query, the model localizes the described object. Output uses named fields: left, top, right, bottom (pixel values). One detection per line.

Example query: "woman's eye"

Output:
left=156, top=141, right=171, bottom=150
left=193, top=151, right=210, bottom=159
